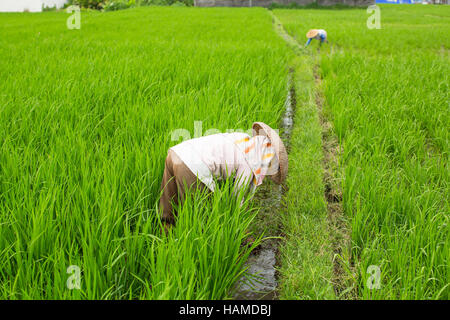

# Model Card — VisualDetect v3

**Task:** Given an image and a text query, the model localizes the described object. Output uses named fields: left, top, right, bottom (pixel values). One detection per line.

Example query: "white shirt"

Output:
left=170, top=133, right=277, bottom=195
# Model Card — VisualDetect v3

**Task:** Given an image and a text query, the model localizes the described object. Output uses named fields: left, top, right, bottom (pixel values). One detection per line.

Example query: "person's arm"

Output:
left=305, top=38, right=312, bottom=47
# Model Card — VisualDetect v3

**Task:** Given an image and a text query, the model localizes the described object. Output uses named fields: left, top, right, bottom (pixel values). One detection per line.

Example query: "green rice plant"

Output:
left=0, top=7, right=290, bottom=299
left=137, top=180, right=262, bottom=299
left=274, top=5, right=449, bottom=299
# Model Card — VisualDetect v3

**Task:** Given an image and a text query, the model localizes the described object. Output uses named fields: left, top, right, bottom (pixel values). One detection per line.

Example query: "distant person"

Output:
left=159, top=122, right=288, bottom=226
left=305, top=29, right=328, bottom=47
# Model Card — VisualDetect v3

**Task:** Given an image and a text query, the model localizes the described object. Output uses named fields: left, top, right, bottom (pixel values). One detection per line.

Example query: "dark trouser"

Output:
left=159, top=150, right=206, bottom=224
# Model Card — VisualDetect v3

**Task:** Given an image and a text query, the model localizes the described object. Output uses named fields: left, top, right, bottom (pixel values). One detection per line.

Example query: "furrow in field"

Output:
left=270, top=11, right=337, bottom=300
left=233, top=65, right=296, bottom=301
left=313, top=63, right=355, bottom=299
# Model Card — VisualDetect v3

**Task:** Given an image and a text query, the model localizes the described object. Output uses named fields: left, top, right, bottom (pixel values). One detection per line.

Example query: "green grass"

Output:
left=0, top=7, right=290, bottom=299
left=277, top=55, right=336, bottom=300
left=1, top=4, right=448, bottom=300
left=274, top=5, right=449, bottom=299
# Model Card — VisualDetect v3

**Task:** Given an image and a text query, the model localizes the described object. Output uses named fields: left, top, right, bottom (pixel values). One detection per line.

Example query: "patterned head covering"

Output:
left=234, top=135, right=278, bottom=187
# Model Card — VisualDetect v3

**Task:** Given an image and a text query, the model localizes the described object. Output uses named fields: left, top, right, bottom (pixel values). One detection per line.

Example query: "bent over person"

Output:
left=305, top=29, right=328, bottom=47
left=159, top=122, right=288, bottom=224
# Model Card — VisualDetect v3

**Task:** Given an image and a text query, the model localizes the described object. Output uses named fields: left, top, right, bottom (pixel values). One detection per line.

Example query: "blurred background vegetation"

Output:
left=66, top=0, right=193, bottom=11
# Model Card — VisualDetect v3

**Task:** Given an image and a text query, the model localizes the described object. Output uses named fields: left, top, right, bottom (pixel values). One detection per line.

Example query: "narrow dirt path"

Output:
left=270, top=10, right=355, bottom=299
left=270, top=12, right=304, bottom=54
left=313, top=65, right=356, bottom=299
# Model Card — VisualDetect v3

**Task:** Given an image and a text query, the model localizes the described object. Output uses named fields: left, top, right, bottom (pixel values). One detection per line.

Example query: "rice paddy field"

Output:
left=275, top=5, right=449, bottom=299
left=0, top=4, right=448, bottom=300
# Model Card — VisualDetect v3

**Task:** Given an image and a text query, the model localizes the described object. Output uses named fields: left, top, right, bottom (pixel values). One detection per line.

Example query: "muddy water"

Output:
left=232, top=181, right=283, bottom=300
left=233, top=76, right=295, bottom=300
